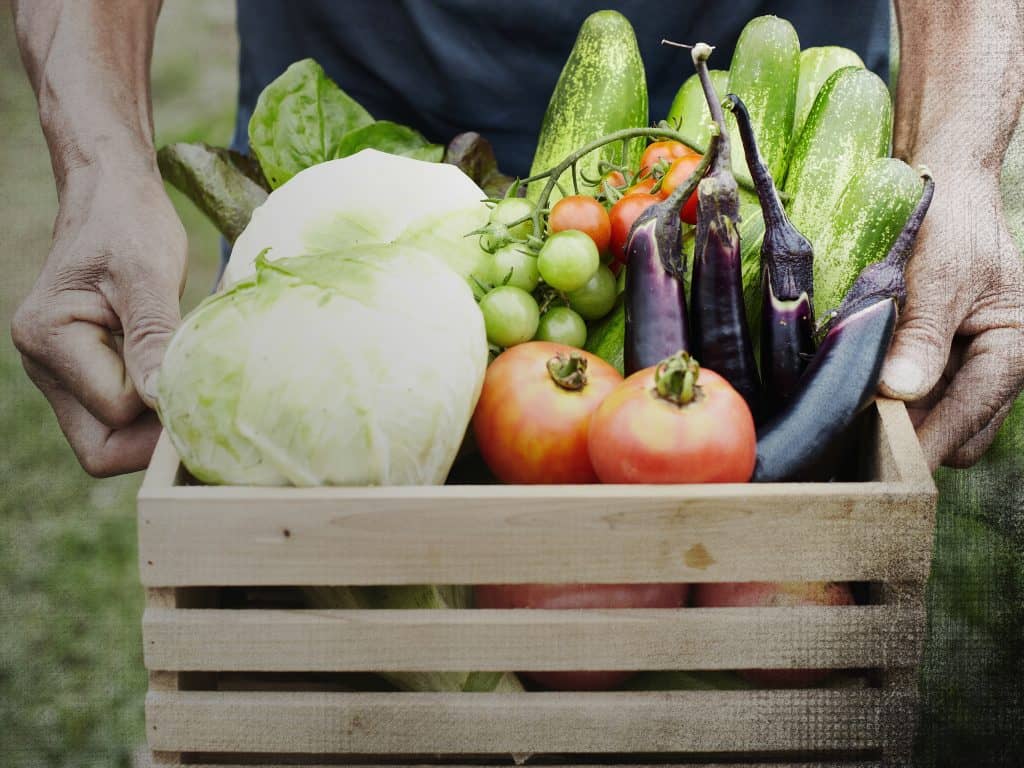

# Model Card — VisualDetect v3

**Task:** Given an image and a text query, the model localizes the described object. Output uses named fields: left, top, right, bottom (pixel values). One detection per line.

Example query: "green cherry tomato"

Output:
left=567, top=265, right=617, bottom=320
left=482, top=198, right=535, bottom=252
left=535, top=306, right=587, bottom=348
left=487, top=246, right=540, bottom=292
left=479, top=286, right=540, bottom=348
left=537, top=230, right=600, bottom=293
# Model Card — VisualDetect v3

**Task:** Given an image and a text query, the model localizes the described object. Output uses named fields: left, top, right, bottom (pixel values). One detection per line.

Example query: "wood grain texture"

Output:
left=145, top=690, right=884, bottom=755
left=142, top=605, right=924, bottom=673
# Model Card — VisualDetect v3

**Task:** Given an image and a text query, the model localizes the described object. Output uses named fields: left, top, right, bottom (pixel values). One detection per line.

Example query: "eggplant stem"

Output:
left=724, top=95, right=786, bottom=229
left=691, top=43, right=730, bottom=173
left=547, top=352, right=589, bottom=391
left=654, top=351, right=701, bottom=406
left=886, top=170, right=935, bottom=272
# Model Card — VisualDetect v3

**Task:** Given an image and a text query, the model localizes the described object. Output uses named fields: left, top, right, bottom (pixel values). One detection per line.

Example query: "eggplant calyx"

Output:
left=654, top=351, right=701, bottom=406
left=547, top=352, right=589, bottom=391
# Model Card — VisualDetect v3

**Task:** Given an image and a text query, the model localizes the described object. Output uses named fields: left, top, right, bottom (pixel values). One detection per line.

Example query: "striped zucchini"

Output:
left=527, top=11, right=647, bottom=200
left=783, top=66, right=893, bottom=248
left=793, top=46, right=865, bottom=140
left=813, top=157, right=923, bottom=317
left=726, top=15, right=801, bottom=183
left=667, top=69, right=729, bottom=150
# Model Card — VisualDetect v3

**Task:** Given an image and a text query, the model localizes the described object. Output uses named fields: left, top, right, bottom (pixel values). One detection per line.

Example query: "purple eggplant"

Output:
left=624, top=132, right=719, bottom=374
left=753, top=171, right=934, bottom=482
left=725, top=94, right=815, bottom=413
left=688, top=44, right=761, bottom=414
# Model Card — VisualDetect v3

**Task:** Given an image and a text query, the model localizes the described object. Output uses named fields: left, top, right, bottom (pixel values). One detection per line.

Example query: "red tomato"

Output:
left=692, top=582, right=855, bottom=686
left=660, top=154, right=704, bottom=224
left=602, top=169, right=627, bottom=189
left=475, top=583, right=688, bottom=690
left=588, top=353, right=756, bottom=483
left=608, top=192, right=662, bottom=264
left=549, top=195, right=611, bottom=254
left=472, top=342, right=622, bottom=484
left=625, top=176, right=657, bottom=196
left=639, top=140, right=697, bottom=176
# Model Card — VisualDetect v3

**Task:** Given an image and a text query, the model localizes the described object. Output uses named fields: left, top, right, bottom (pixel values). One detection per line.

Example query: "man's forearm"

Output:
left=893, top=0, right=1024, bottom=173
left=12, top=0, right=163, bottom=191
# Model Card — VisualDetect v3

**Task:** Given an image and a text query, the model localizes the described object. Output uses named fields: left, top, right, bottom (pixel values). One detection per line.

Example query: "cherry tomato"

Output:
left=474, top=583, right=688, bottom=690
left=639, top=140, right=697, bottom=176
left=608, top=193, right=662, bottom=264
left=549, top=195, right=611, bottom=254
left=625, top=176, right=658, bottom=196
left=692, top=582, right=855, bottom=686
left=588, top=352, right=756, bottom=483
left=472, top=342, right=622, bottom=484
left=602, top=169, right=627, bottom=189
left=659, top=153, right=704, bottom=225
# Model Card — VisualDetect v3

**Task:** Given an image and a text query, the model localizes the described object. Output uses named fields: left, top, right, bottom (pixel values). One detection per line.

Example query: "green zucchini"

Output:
left=726, top=15, right=801, bottom=183
left=813, top=157, right=923, bottom=317
left=793, top=46, right=864, bottom=140
left=666, top=69, right=729, bottom=150
left=783, top=66, right=893, bottom=248
left=527, top=11, right=647, bottom=200
left=584, top=295, right=625, bottom=375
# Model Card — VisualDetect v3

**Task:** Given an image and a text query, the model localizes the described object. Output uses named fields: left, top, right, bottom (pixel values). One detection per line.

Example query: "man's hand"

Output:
left=11, top=166, right=186, bottom=475
left=887, top=0, right=1024, bottom=470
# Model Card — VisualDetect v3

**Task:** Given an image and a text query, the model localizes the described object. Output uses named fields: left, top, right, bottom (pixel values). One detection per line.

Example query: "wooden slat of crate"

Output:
left=145, top=690, right=883, bottom=755
left=143, top=604, right=923, bottom=673
left=141, top=760, right=882, bottom=768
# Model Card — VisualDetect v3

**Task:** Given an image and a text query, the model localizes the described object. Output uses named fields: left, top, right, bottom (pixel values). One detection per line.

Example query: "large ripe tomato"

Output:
left=472, top=342, right=621, bottom=484
left=608, top=192, right=661, bottom=265
left=624, top=176, right=657, bottom=196
left=639, top=140, right=697, bottom=176
left=588, top=352, right=756, bottom=483
left=549, top=195, right=611, bottom=255
left=660, top=154, right=704, bottom=225
left=692, top=581, right=855, bottom=686
left=474, top=583, right=688, bottom=690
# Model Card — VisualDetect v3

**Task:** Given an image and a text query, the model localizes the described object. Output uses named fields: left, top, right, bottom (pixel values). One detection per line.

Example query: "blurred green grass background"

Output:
left=0, top=2, right=1021, bottom=766
left=0, top=2, right=237, bottom=765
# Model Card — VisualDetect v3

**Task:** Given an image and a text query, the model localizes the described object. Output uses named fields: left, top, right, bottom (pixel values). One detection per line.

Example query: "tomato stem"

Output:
left=654, top=351, right=701, bottom=406
left=547, top=351, right=589, bottom=391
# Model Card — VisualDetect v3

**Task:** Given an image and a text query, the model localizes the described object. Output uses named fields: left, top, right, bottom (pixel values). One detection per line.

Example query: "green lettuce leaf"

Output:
left=335, top=121, right=443, bottom=162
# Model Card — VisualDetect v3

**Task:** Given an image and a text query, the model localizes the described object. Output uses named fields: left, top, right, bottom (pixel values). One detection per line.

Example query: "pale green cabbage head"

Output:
left=158, top=245, right=487, bottom=486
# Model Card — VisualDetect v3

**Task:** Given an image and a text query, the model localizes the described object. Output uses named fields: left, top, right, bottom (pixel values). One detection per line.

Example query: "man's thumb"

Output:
left=120, top=281, right=181, bottom=409
left=878, top=310, right=954, bottom=402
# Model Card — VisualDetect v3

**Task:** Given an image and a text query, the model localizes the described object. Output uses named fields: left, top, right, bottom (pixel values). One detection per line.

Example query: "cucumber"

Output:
left=666, top=69, right=729, bottom=150
left=726, top=15, right=801, bottom=183
left=783, top=67, right=893, bottom=248
left=527, top=11, right=647, bottom=200
left=584, top=296, right=625, bottom=375
left=813, top=157, right=923, bottom=317
left=793, top=46, right=864, bottom=140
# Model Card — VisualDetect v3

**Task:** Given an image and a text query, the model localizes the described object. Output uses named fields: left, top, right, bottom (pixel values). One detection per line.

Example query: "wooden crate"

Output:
left=137, top=398, right=936, bottom=768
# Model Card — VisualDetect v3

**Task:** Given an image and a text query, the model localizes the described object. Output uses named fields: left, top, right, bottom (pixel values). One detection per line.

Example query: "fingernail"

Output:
left=880, top=358, right=924, bottom=397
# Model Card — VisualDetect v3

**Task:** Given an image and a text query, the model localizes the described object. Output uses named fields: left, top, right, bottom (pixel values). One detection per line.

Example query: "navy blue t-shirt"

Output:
left=234, top=1, right=889, bottom=177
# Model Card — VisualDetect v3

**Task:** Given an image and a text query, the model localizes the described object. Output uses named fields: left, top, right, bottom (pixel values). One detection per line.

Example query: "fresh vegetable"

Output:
left=623, top=134, right=718, bottom=374
left=535, top=307, right=588, bottom=348
left=688, top=44, right=762, bottom=414
left=692, top=581, right=855, bottom=686
left=609, top=193, right=661, bottom=264
left=726, top=94, right=815, bottom=411
left=792, top=47, right=865, bottom=141
left=568, top=265, right=617, bottom=320
left=753, top=171, right=934, bottom=482
left=640, top=140, right=696, bottom=176
left=549, top=195, right=611, bottom=254
left=487, top=245, right=540, bottom=293
left=248, top=59, right=441, bottom=189
left=725, top=15, right=801, bottom=184
left=481, top=197, right=535, bottom=253
left=660, top=153, right=704, bottom=224
left=584, top=296, right=625, bottom=375
left=158, top=246, right=488, bottom=486
left=527, top=11, right=648, bottom=201
left=811, top=158, right=923, bottom=318
left=306, top=585, right=522, bottom=692
left=588, top=351, right=756, bottom=483
left=472, top=343, right=622, bottom=484
left=442, top=132, right=516, bottom=198
left=223, top=149, right=491, bottom=287
left=667, top=69, right=729, bottom=150
left=480, top=286, right=541, bottom=348
left=537, top=230, right=600, bottom=292
left=474, top=583, right=688, bottom=690
left=782, top=66, right=893, bottom=248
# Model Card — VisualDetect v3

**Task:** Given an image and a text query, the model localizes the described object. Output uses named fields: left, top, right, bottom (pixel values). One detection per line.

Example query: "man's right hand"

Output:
left=11, top=164, right=187, bottom=476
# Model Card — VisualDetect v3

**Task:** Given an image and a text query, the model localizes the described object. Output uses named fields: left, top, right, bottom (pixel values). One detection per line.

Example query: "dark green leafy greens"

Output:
left=248, top=58, right=442, bottom=188
left=442, top=132, right=515, bottom=197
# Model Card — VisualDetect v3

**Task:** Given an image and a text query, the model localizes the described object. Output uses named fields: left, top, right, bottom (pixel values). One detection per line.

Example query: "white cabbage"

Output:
left=158, top=245, right=488, bottom=486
